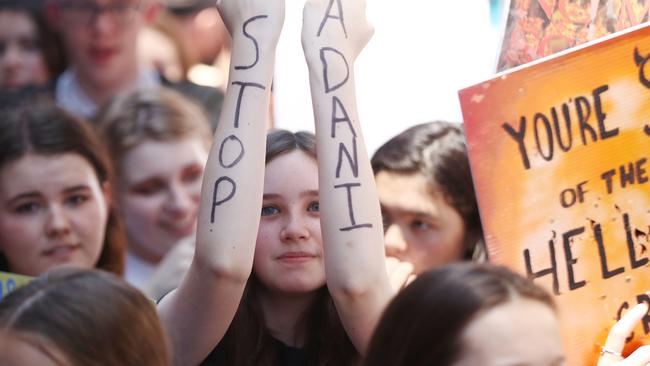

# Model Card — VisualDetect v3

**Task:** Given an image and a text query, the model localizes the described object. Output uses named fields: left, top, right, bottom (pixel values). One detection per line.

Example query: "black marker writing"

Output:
left=336, top=137, right=358, bottom=178
left=211, top=176, right=236, bottom=223
left=330, top=95, right=356, bottom=138
left=235, top=15, right=268, bottom=70
left=334, top=182, right=372, bottom=231
left=219, top=135, right=245, bottom=168
left=317, top=0, right=347, bottom=38
left=231, top=81, right=265, bottom=128
left=320, top=47, right=349, bottom=93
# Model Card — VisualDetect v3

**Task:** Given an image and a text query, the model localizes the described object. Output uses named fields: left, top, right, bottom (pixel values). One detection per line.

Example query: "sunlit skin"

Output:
left=0, top=10, right=49, bottom=90
left=254, top=150, right=324, bottom=296
left=118, top=138, right=207, bottom=263
left=376, top=171, right=466, bottom=274
left=0, top=332, right=71, bottom=366
left=454, top=299, right=565, bottom=366
left=55, top=0, right=152, bottom=104
left=0, top=153, right=109, bottom=276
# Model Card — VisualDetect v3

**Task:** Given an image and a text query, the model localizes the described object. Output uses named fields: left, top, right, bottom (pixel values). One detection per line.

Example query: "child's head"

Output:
left=254, top=130, right=324, bottom=294
left=0, top=267, right=170, bottom=366
left=371, top=121, right=483, bottom=273
left=96, top=87, right=211, bottom=262
left=0, top=100, right=124, bottom=275
left=364, top=263, right=562, bottom=366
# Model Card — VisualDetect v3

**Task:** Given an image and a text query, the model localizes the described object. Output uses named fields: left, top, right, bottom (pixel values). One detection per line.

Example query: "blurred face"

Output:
left=453, top=299, right=565, bottom=366
left=254, top=150, right=324, bottom=294
left=0, top=332, right=71, bottom=366
left=0, top=153, right=109, bottom=276
left=0, top=10, right=49, bottom=90
left=376, top=171, right=466, bottom=274
left=56, top=0, right=148, bottom=91
left=118, top=138, right=207, bottom=263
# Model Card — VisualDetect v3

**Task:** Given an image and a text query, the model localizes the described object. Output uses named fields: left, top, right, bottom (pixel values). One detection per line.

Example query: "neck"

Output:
left=73, top=64, right=140, bottom=106
left=257, top=287, right=319, bottom=347
left=127, top=238, right=161, bottom=264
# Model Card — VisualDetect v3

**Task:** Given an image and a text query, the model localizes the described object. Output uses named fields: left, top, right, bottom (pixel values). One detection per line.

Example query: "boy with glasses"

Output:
left=50, top=0, right=223, bottom=126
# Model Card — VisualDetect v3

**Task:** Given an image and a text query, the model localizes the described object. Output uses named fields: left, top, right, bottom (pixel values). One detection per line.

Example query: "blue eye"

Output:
left=307, top=201, right=319, bottom=212
left=15, top=202, right=41, bottom=214
left=261, top=205, right=279, bottom=216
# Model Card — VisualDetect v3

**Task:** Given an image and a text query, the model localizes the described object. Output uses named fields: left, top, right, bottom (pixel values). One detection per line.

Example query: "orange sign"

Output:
left=460, top=24, right=650, bottom=364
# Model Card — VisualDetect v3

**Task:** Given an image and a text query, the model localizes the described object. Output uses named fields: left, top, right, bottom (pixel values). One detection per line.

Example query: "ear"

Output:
left=141, top=0, right=161, bottom=25
left=101, top=181, right=112, bottom=217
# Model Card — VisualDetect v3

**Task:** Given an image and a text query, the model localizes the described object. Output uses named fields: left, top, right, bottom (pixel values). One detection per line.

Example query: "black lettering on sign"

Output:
left=320, top=47, right=349, bottom=93
left=235, top=15, right=268, bottom=70
left=219, top=135, right=245, bottom=168
left=593, top=85, right=618, bottom=139
left=524, top=239, right=560, bottom=295
left=637, top=293, right=650, bottom=334
left=330, top=95, right=356, bottom=138
left=502, top=117, right=530, bottom=169
left=336, top=137, right=359, bottom=178
left=334, top=182, right=372, bottom=231
left=594, top=223, right=624, bottom=279
left=231, top=81, right=265, bottom=128
left=211, top=177, right=236, bottom=223
left=534, top=112, right=554, bottom=161
left=563, top=227, right=586, bottom=291
left=317, top=0, right=347, bottom=38
left=552, top=102, right=573, bottom=152
left=623, top=213, right=649, bottom=269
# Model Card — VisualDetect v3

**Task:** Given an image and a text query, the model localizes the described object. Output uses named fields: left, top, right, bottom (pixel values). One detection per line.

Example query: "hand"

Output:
left=385, top=256, right=415, bottom=293
left=598, top=302, right=650, bottom=366
left=216, top=0, right=285, bottom=47
left=301, top=0, right=374, bottom=64
left=142, top=237, right=195, bottom=301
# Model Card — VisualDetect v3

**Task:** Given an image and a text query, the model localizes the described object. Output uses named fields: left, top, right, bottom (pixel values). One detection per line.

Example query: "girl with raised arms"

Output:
left=157, top=0, right=392, bottom=364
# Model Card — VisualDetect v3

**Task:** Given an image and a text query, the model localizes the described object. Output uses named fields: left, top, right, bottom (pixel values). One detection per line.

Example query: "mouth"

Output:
left=161, top=218, right=197, bottom=238
left=277, top=251, right=317, bottom=264
left=88, top=46, right=117, bottom=65
left=42, top=244, right=81, bottom=260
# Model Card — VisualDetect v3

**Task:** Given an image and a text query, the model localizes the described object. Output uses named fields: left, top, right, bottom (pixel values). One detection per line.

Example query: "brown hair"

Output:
left=0, top=99, right=125, bottom=275
left=94, top=87, right=212, bottom=178
left=371, top=121, right=484, bottom=260
left=0, top=268, right=170, bottom=366
left=212, top=130, right=357, bottom=365
left=363, top=263, right=555, bottom=366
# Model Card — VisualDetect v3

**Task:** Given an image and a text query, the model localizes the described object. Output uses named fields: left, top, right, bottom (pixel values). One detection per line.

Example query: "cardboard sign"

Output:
left=497, top=0, right=650, bottom=72
left=0, top=271, right=32, bottom=302
left=460, top=24, right=650, bottom=364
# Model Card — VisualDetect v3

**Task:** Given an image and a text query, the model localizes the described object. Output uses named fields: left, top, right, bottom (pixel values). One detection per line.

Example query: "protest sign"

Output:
left=460, top=23, right=650, bottom=364
left=497, top=0, right=650, bottom=71
left=0, top=271, right=33, bottom=302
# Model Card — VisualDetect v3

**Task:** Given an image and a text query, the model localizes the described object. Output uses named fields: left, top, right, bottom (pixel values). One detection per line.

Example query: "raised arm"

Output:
left=157, top=1, right=284, bottom=364
left=301, top=0, right=392, bottom=355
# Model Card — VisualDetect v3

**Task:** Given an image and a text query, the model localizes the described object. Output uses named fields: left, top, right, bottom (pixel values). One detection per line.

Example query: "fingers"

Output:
left=598, top=303, right=650, bottom=366
left=385, top=257, right=413, bottom=293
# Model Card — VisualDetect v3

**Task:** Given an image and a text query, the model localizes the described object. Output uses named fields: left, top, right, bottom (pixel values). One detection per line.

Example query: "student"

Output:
left=0, top=268, right=170, bottom=366
left=371, top=122, right=484, bottom=288
left=95, top=87, right=211, bottom=300
left=0, top=0, right=66, bottom=91
left=48, top=0, right=223, bottom=128
left=0, top=100, right=125, bottom=276
left=157, top=0, right=391, bottom=365
left=363, top=262, right=650, bottom=366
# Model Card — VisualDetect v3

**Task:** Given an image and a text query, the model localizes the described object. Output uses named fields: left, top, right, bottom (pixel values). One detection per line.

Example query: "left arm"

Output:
left=301, top=0, right=393, bottom=355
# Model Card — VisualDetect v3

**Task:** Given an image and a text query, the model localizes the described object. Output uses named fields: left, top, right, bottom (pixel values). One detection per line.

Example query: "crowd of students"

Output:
left=0, top=0, right=648, bottom=365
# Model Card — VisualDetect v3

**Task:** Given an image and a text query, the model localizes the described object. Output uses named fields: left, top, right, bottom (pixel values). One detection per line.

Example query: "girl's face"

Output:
left=376, top=171, right=466, bottom=274
left=0, top=10, right=49, bottom=90
left=453, top=299, right=565, bottom=366
left=0, top=153, right=109, bottom=276
left=118, top=138, right=207, bottom=262
left=254, top=150, right=324, bottom=294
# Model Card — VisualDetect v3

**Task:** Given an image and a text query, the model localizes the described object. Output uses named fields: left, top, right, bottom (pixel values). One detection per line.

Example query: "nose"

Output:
left=384, top=223, right=407, bottom=258
left=45, top=205, right=72, bottom=238
left=280, top=212, right=310, bottom=242
left=164, top=183, right=194, bottom=217
left=91, top=8, right=117, bottom=33
left=2, top=43, right=22, bottom=68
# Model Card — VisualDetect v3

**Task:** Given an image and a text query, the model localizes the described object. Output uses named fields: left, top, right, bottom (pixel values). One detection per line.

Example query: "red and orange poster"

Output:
left=460, top=24, right=650, bottom=364
left=498, top=0, right=650, bottom=71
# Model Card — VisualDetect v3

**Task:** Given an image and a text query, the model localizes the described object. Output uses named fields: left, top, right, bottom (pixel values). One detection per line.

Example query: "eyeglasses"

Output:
left=60, top=1, right=142, bottom=27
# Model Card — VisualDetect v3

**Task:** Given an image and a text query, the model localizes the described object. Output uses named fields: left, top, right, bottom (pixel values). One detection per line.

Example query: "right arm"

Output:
left=156, top=1, right=284, bottom=365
